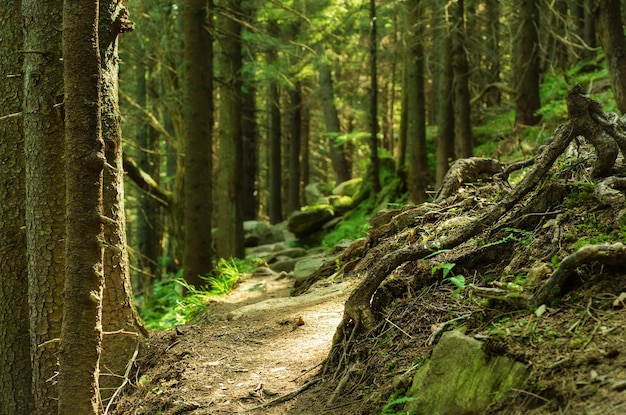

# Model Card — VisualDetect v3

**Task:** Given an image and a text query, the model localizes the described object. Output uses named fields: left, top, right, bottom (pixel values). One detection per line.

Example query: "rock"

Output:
left=243, top=220, right=284, bottom=247
left=270, top=258, right=301, bottom=273
left=332, top=178, right=362, bottom=197
left=526, top=262, right=553, bottom=286
left=405, top=330, right=529, bottom=415
left=293, top=257, right=327, bottom=282
left=268, top=247, right=308, bottom=262
left=304, top=183, right=323, bottom=205
left=287, top=207, right=334, bottom=237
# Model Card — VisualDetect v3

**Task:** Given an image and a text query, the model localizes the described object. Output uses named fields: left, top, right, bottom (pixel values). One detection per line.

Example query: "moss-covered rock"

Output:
left=405, top=330, right=528, bottom=415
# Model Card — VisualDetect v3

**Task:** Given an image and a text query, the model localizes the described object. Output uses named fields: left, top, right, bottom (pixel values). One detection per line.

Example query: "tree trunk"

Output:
left=452, top=0, right=473, bottom=158
left=594, top=0, right=626, bottom=114
left=182, top=0, right=214, bottom=284
left=98, top=0, right=146, bottom=403
left=22, top=1, right=65, bottom=413
left=267, top=19, right=283, bottom=224
left=369, top=0, right=381, bottom=194
left=435, top=0, right=455, bottom=187
left=216, top=0, right=244, bottom=259
left=0, top=2, right=34, bottom=412
left=484, top=0, right=502, bottom=107
left=288, top=84, right=303, bottom=213
left=59, top=0, right=105, bottom=413
left=515, top=0, right=542, bottom=126
left=241, top=0, right=259, bottom=221
left=406, top=0, right=429, bottom=203
left=318, top=57, right=351, bottom=185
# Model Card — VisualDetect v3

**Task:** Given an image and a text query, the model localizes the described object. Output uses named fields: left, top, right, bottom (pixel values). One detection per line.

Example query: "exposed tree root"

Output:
left=324, top=85, right=626, bottom=375
left=531, top=243, right=626, bottom=306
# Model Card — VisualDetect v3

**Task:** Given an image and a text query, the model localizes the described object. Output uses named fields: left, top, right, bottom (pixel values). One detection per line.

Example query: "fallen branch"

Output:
left=123, top=153, right=173, bottom=209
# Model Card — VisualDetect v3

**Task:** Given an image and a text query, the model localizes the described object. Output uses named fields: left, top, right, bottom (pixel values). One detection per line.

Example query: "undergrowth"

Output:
left=138, top=257, right=257, bottom=330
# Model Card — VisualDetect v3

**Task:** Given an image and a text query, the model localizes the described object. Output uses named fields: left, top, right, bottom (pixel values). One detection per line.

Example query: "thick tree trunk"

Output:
left=59, top=0, right=105, bottom=413
left=594, top=0, right=626, bottom=114
left=515, top=0, right=542, bottom=126
left=22, top=1, right=65, bottom=413
left=182, top=0, right=214, bottom=284
left=98, top=0, right=146, bottom=404
left=216, top=0, right=244, bottom=259
left=0, top=2, right=34, bottom=412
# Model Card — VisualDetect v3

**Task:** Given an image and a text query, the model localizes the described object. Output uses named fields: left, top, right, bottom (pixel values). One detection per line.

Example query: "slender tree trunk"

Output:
left=594, top=0, right=626, bottom=113
left=406, top=0, right=429, bottom=203
left=301, top=92, right=311, bottom=196
left=485, top=0, right=502, bottom=107
left=22, top=1, right=65, bottom=413
left=318, top=57, right=351, bottom=185
left=396, top=65, right=408, bottom=175
left=98, top=0, right=145, bottom=403
left=369, top=0, right=381, bottom=194
left=0, top=2, right=35, bottom=412
left=183, top=0, right=213, bottom=284
left=216, top=0, right=244, bottom=258
left=288, top=84, right=303, bottom=213
left=436, top=0, right=455, bottom=187
left=59, top=0, right=105, bottom=413
left=267, top=19, right=282, bottom=224
left=515, top=0, right=542, bottom=126
left=241, top=0, right=259, bottom=221
left=452, top=0, right=473, bottom=158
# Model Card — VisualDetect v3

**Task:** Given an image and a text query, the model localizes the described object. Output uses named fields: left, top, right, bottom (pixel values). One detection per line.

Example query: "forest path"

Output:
left=112, top=270, right=356, bottom=414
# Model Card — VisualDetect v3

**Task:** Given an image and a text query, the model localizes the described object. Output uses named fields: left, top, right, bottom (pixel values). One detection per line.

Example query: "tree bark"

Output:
left=182, top=0, right=214, bottom=284
left=368, top=0, right=381, bottom=194
left=22, top=0, right=66, bottom=413
left=0, top=2, right=35, bottom=412
left=288, top=83, right=303, bottom=213
left=241, top=0, right=259, bottom=221
left=267, top=19, right=283, bottom=224
left=452, top=0, right=474, bottom=158
left=594, top=0, right=626, bottom=114
left=515, top=0, right=542, bottom=126
left=406, top=0, right=429, bottom=203
left=216, top=0, right=245, bottom=259
left=59, top=0, right=105, bottom=413
left=98, top=0, right=146, bottom=403
left=435, top=0, right=455, bottom=187
left=318, top=56, right=352, bottom=185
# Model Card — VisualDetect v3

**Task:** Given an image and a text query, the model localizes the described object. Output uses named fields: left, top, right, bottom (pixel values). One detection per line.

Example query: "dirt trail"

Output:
left=111, top=271, right=356, bottom=415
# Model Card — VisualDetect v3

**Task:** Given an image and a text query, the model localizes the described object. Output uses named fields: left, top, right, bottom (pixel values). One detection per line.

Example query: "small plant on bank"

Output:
left=432, top=262, right=467, bottom=296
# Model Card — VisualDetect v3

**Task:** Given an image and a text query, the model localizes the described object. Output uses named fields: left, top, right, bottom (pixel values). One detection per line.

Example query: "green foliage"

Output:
left=381, top=393, right=418, bottom=415
left=432, top=262, right=467, bottom=296
left=322, top=197, right=373, bottom=248
left=138, top=258, right=257, bottom=330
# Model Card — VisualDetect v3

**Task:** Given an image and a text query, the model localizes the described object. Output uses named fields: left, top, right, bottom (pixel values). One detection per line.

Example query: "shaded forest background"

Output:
left=120, top=0, right=618, bottom=298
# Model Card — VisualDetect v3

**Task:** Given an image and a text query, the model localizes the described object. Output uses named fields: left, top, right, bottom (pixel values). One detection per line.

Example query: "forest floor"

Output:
left=110, top=267, right=361, bottom=415
left=110, top=228, right=626, bottom=415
